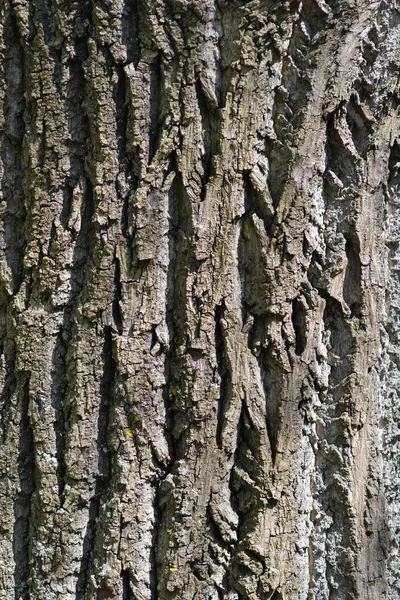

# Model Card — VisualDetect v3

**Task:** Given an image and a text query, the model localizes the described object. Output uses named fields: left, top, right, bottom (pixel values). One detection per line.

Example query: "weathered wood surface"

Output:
left=0, top=0, right=399, bottom=598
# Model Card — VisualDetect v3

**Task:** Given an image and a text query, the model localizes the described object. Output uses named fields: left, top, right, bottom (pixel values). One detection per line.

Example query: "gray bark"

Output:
left=0, top=0, right=398, bottom=598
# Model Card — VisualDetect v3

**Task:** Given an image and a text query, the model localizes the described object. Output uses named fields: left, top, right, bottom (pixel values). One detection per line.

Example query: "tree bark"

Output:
left=0, top=0, right=398, bottom=598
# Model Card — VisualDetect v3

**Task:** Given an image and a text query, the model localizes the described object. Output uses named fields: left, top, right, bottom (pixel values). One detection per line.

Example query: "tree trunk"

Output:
left=0, top=0, right=398, bottom=598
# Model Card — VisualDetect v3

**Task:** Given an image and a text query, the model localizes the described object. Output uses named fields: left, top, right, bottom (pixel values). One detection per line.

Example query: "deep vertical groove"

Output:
left=246, top=314, right=282, bottom=465
left=148, top=53, right=163, bottom=164
left=229, top=399, right=276, bottom=597
left=76, top=0, right=94, bottom=37
left=343, top=235, right=362, bottom=318
left=115, top=65, right=128, bottom=161
left=0, top=321, right=17, bottom=444
left=260, top=352, right=280, bottom=465
left=325, top=104, right=359, bottom=188
left=75, top=494, right=99, bottom=597
left=50, top=332, right=67, bottom=500
left=214, top=302, right=232, bottom=449
left=243, top=171, right=274, bottom=234
left=345, top=93, right=373, bottom=156
left=30, top=0, right=54, bottom=46
left=165, top=173, right=191, bottom=446
left=70, top=176, right=94, bottom=297
left=98, top=327, right=114, bottom=481
left=122, top=568, right=133, bottom=600
left=13, top=378, right=35, bottom=600
left=158, top=162, right=181, bottom=469
left=291, top=294, right=308, bottom=356
left=1, top=10, right=26, bottom=294
left=120, top=172, right=138, bottom=241
left=237, top=215, right=280, bottom=463
left=195, top=78, right=218, bottom=199
left=75, top=327, right=115, bottom=596
left=122, top=0, right=140, bottom=66
left=154, top=165, right=196, bottom=599
left=319, top=296, right=356, bottom=595
left=150, top=484, right=162, bottom=600
left=112, top=255, right=123, bottom=334
left=63, top=47, right=89, bottom=231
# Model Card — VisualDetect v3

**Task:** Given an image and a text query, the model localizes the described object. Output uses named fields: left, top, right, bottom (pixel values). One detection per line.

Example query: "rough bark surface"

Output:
left=0, top=0, right=399, bottom=598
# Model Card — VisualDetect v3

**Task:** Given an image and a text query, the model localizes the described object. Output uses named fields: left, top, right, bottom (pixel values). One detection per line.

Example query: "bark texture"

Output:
left=0, top=0, right=398, bottom=598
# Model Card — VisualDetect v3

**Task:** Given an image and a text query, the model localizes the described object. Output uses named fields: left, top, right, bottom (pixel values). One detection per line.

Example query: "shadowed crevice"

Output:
left=50, top=332, right=68, bottom=500
left=243, top=171, right=274, bottom=236
left=69, top=176, right=95, bottom=298
left=291, top=294, right=308, bottom=356
left=152, top=168, right=196, bottom=600
left=115, top=65, right=128, bottom=161
left=1, top=10, right=27, bottom=295
left=62, top=50, right=88, bottom=227
left=112, top=255, right=123, bottom=335
left=75, top=0, right=94, bottom=39
left=165, top=173, right=192, bottom=446
left=343, top=235, right=362, bottom=319
left=195, top=78, right=219, bottom=200
left=230, top=401, right=261, bottom=515
left=0, top=300, right=17, bottom=444
left=98, top=327, right=114, bottom=485
left=346, top=93, right=374, bottom=157
left=75, top=493, right=99, bottom=597
left=315, top=296, right=356, bottom=595
left=120, top=171, right=138, bottom=243
left=237, top=217, right=281, bottom=463
left=122, top=0, right=141, bottom=67
left=300, top=0, right=333, bottom=36
left=150, top=483, right=162, bottom=600
left=29, top=0, right=59, bottom=47
left=214, top=301, right=233, bottom=449
left=325, top=103, right=360, bottom=189
left=13, top=378, right=35, bottom=600
left=121, top=569, right=133, bottom=600
left=229, top=398, right=278, bottom=598
left=257, top=357, right=280, bottom=465
left=263, top=137, right=294, bottom=210
left=148, top=53, right=163, bottom=164
left=246, top=315, right=282, bottom=466
left=75, top=327, right=115, bottom=597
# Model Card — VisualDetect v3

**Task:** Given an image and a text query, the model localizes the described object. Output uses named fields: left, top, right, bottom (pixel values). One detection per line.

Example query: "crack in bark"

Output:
left=115, top=64, right=128, bottom=163
left=75, top=326, right=115, bottom=597
left=112, top=254, right=123, bottom=335
left=0, top=319, right=17, bottom=444
left=97, top=327, right=114, bottom=481
left=214, top=301, right=232, bottom=449
left=1, top=9, right=27, bottom=295
left=13, top=378, right=35, bottom=600
left=195, top=78, right=219, bottom=200
left=291, top=294, right=308, bottom=356
left=70, top=176, right=95, bottom=297
left=121, top=568, right=133, bottom=600
left=148, top=53, right=163, bottom=165
left=150, top=482, right=162, bottom=600
left=165, top=173, right=192, bottom=444
left=122, top=0, right=140, bottom=67
left=50, top=331, right=68, bottom=501
left=343, top=234, right=362, bottom=319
